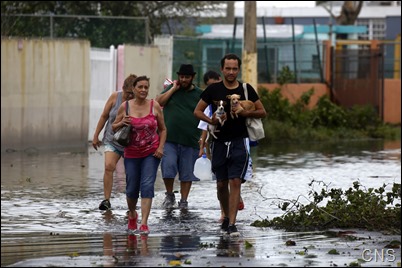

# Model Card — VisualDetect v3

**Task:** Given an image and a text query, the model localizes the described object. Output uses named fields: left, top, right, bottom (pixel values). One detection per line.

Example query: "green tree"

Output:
left=317, top=1, right=363, bottom=25
left=316, top=1, right=363, bottom=40
left=1, top=1, right=225, bottom=47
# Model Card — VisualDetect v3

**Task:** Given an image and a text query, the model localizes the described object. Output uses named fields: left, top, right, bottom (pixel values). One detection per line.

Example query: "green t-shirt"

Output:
left=161, top=84, right=203, bottom=149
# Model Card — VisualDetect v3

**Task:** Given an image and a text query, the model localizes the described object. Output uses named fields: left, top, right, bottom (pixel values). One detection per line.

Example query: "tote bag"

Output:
left=243, top=83, right=265, bottom=141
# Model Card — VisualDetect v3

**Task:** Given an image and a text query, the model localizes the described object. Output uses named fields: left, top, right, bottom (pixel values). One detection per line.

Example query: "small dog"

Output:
left=207, top=100, right=227, bottom=139
left=227, top=94, right=255, bottom=119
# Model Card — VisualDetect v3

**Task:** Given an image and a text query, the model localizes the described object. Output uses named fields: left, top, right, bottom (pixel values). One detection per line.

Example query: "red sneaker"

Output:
left=139, top=224, right=150, bottom=235
left=238, top=200, right=245, bottom=210
left=128, top=212, right=138, bottom=231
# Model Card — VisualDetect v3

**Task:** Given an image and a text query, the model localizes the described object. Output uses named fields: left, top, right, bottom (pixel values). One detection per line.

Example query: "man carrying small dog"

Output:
left=194, top=54, right=267, bottom=236
left=156, top=64, right=203, bottom=210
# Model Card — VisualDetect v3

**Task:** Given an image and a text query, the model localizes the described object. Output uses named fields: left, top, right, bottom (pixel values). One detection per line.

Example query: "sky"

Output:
left=235, top=1, right=316, bottom=8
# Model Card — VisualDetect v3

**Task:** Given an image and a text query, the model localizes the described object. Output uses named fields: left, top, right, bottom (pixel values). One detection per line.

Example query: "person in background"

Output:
left=93, top=74, right=137, bottom=211
left=112, top=76, right=167, bottom=235
left=194, top=54, right=267, bottom=236
left=197, top=70, right=250, bottom=222
left=197, top=70, right=221, bottom=159
left=156, top=64, right=203, bottom=210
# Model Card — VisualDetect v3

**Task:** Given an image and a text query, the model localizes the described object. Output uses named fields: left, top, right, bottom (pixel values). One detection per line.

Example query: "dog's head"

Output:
left=217, top=100, right=225, bottom=112
left=227, top=94, right=241, bottom=107
left=213, top=100, right=226, bottom=114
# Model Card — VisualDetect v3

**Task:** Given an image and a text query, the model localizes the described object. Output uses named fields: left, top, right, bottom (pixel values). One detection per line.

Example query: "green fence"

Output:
left=173, top=36, right=402, bottom=85
left=1, top=14, right=149, bottom=48
left=172, top=36, right=330, bottom=85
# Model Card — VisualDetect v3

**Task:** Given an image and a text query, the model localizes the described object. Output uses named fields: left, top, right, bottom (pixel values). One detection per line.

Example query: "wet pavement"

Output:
left=1, top=141, right=401, bottom=267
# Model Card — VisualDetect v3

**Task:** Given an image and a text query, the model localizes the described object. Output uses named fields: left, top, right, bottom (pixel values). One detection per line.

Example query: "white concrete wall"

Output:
left=88, top=42, right=172, bottom=143
left=1, top=38, right=91, bottom=152
left=154, top=35, right=174, bottom=89
left=122, top=44, right=166, bottom=99
left=1, top=38, right=174, bottom=151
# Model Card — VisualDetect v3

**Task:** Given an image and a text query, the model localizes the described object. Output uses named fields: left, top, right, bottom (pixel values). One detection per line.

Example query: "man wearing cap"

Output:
left=156, top=64, right=203, bottom=210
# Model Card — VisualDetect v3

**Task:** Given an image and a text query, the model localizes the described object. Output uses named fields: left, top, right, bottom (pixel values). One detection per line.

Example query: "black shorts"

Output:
left=210, top=138, right=249, bottom=181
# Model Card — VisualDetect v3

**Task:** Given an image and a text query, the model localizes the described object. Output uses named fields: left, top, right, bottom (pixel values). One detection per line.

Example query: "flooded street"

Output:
left=1, top=140, right=401, bottom=267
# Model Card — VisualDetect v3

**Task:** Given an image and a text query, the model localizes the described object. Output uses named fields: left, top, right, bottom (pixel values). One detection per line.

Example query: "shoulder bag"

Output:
left=243, top=83, right=265, bottom=141
left=113, top=101, right=131, bottom=146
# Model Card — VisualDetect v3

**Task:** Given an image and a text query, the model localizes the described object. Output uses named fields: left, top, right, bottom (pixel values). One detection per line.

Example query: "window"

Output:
left=357, top=18, right=386, bottom=40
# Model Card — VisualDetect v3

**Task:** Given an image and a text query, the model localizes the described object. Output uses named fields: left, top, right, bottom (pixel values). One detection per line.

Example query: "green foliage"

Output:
left=346, top=105, right=381, bottom=130
left=1, top=1, right=225, bottom=47
left=259, top=88, right=292, bottom=123
left=277, top=65, right=296, bottom=85
left=257, top=85, right=400, bottom=143
left=349, top=261, right=361, bottom=267
left=258, top=86, right=314, bottom=129
left=251, top=181, right=401, bottom=233
left=311, top=95, right=348, bottom=128
left=328, top=249, right=340, bottom=255
left=1, top=1, right=148, bottom=47
left=315, top=1, right=327, bottom=6
left=244, top=240, right=253, bottom=249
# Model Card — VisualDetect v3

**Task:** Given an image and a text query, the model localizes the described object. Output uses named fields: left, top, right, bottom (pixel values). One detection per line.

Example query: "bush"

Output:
left=251, top=181, right=401, bottom=234
left=258, top=86, right=400, bottom=142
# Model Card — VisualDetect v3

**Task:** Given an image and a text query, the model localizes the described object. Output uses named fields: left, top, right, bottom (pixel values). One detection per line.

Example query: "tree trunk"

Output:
left=336, top=1, right=363, bottom=25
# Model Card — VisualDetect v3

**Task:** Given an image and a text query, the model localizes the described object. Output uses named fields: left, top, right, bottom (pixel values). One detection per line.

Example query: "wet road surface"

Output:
left=1, top=142, right=401, bottom=267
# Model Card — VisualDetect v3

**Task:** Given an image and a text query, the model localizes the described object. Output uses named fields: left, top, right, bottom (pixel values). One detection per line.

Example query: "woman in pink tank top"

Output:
left=112, top=76, right=167, bottom=236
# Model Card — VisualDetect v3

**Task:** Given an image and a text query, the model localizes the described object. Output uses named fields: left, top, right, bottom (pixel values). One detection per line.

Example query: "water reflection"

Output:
left=160, top=235, right=200, bottom=264
left=1, top=140, right=400, bottom=267
left=124, top=234, right=150, bottom=262
left=216, top=236, right=243, bottom=257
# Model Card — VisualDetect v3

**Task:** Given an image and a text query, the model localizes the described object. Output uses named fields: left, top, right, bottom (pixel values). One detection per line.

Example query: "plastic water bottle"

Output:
left=193, top=154, right=212, bottom=180
left=163, top=78, right=173, bottom=89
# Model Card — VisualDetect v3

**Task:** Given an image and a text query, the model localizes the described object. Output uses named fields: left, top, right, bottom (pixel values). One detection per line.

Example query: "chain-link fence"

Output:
left=332, top=39, right=401, bottom=120
left=382, top=40, right=401, bottom=79
left=4, top=14, right=399, bottom=83
left=172, top=36, right=328, bottom=85
left=1, top=14, right=149, bottom=48
left=172, top=36, right=401, bottom=86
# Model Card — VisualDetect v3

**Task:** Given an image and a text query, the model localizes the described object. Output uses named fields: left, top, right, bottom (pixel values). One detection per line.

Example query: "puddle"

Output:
left=1, top=141, right=401, bottom=266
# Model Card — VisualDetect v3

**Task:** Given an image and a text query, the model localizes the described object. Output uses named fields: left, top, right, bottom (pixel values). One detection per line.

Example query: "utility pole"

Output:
left=242, top=1, right=257, bottom=90
left=226, top=1, right=235, bottom=24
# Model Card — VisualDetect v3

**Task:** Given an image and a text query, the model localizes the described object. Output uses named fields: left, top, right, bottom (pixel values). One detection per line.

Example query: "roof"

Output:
left=196, top=24, right=367, bottom=39
left=233, top=6, right=401, bottom=18
left=197, top=24, right=303, bottom=39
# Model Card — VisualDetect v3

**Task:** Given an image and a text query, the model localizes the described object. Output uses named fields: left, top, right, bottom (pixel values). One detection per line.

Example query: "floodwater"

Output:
left=1, top=140, right=401, bottom=267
